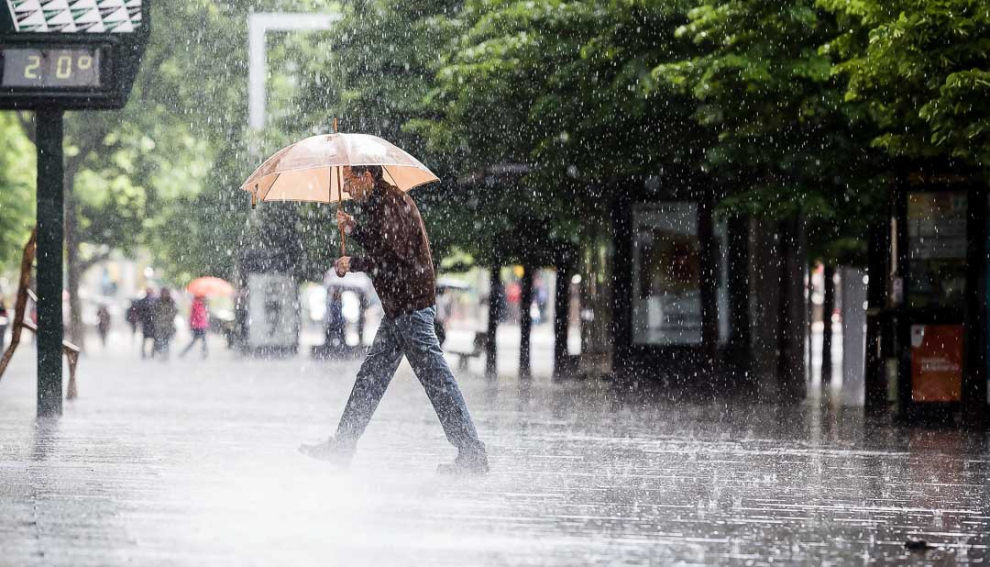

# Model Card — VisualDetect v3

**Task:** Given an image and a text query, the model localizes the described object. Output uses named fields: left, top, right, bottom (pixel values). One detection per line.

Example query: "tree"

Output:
left=0, top=113, right=35, bottom=272
left=651, top=0, right=900, bottom=272
left=414, top=0, right=706, bottom=266
left=654, top=1, right=881, bottom=216
left=819, top=0, right=990, bottom=166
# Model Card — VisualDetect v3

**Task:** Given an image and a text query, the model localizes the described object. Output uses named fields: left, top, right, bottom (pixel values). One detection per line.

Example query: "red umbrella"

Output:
left=186, top=277, right=234, bottom=298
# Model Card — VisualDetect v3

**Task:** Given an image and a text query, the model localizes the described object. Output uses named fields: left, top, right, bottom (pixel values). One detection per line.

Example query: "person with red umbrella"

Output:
left=179, top=277, right=233, bottom=360
left=180, top=294, right=210, bottom=359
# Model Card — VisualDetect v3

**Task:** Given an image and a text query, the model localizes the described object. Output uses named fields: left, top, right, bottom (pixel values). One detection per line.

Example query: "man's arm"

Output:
left=336, top=210, right=376, bottom=274
left=337, top=210, right=367, bottom=246
left=349, top=255, right=377, bottom=274
left=350, top=223, right=367, bottom=245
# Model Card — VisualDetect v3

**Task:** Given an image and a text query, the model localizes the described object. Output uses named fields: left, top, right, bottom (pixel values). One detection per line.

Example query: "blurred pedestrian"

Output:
left=180, top=295, right=210, bottom=359
left=133, top=289, right=157, bottom=358
left=0, top=295, right=8, bottom=353
left=96, top=304, right=111, bottom=348
left=324, top=289, right=346, bottom=352
left=126, top=300, right=140, bottom=341
left=153, top=289, right=177, bottom=360
left=300, top=165, right=488, bottom=475
left=534, top=275, right=549, bottom=324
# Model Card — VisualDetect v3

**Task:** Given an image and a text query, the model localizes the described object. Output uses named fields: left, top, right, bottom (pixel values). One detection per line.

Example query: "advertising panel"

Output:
left=910, top=324, right=964, bottom=403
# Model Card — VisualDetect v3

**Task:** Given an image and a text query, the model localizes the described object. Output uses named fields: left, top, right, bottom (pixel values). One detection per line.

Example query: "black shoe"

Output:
left=299, top=437, right=355, bottom=465
left=437, top=449, right=489, bottom=475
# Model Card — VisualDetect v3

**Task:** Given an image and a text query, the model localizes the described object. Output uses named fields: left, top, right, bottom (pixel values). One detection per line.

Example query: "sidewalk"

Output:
left=1, top=333, right=989, bottom=566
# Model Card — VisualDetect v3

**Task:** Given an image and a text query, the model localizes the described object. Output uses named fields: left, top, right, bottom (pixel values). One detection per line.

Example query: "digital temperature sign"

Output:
left=0, top=1, right=147, bottom=110
left=1, top=47, right=105, bottom=88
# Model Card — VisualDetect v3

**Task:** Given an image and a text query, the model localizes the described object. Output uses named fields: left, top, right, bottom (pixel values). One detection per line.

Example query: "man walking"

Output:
left=300, top=165, right=488, bottom=474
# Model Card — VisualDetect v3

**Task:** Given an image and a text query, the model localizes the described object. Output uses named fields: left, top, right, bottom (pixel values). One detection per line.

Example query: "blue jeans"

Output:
left=335, top=306, right=485, bottom=454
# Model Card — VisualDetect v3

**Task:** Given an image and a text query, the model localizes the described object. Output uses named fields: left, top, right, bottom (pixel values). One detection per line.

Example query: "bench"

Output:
left=447, top=331, right=488, bottom=370
left=0, top=228, right=82, bottom=400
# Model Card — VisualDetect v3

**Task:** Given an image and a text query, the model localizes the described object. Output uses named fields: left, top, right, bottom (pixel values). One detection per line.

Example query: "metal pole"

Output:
left=248, top=12, right=340, bottom=131
left=36, top=110, right=64, bottom=418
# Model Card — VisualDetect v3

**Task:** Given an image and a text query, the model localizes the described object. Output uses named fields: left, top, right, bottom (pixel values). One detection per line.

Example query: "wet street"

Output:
left=2, top=335, right=989, bottom=566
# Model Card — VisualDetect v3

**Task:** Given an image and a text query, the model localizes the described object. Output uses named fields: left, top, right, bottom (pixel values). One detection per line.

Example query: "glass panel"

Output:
left=631, top=203, right=702, bottom=345
left=906, top=191, right=967, bottom=309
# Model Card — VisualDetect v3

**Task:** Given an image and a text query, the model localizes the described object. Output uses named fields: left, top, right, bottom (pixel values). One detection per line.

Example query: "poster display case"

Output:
left=886, top=171, right=989, bottom=422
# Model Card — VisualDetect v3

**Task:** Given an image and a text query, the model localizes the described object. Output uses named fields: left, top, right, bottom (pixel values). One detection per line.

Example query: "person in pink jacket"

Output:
left=179, top=295, right=210, bottom=359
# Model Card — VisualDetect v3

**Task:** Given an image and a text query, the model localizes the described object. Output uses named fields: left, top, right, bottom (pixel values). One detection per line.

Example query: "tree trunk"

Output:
left=64, top=162, right=85, bottom=352
left=519, top=264, right=533, bottom=380
left=485, top=266, right=500, bottom=379
left=0, top=230, right=37, bottom=381
left=725, top=215, right=752, bottom=387
left=553, top=263, right=570, bottom=380
left=775, top=215, right=807, bottom=402
left=821, top=264, right=836, bottom=387
left=864, top=222, right=889, bottom=414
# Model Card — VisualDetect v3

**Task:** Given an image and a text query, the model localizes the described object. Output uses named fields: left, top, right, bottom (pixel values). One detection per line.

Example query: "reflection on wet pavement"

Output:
left=1, top=349, right=988, bottom=566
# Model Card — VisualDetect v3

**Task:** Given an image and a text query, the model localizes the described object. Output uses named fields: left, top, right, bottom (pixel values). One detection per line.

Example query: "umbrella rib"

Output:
left=244, top=145, right=292, bottom=182
left=338, top=132, right=352, bottom=169
left=383, top=166, right=398, bottom=187
left=260, top=172, right=281, bottom=202
left=327, top=165, right=333, bottom=203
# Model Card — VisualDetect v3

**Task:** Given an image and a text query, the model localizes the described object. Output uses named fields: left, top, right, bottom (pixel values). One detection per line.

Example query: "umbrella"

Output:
left=240, top=129, right=440, bottom=255
left=186, top=277, right=234, bottom=298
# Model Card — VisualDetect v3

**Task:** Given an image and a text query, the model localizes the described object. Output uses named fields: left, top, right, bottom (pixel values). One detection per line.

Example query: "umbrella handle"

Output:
left=336, top=165, right=346, bottom=256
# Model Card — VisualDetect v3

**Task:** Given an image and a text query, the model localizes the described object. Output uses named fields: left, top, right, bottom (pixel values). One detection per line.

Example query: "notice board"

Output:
left=910, top=324, right=964, bottom=403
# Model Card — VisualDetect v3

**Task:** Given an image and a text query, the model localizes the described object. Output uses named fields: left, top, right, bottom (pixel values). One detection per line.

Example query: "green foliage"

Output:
left=819, top=0, right=990, bottom=165
left=0, top=113, right=35, bottom=269
left=6, top=0, right=986, bottom=280
left=651, top=0, right=893, bottom=263
left=655, top=1, right=872, bottom=213
left=410, top=0, right=704, bottom=265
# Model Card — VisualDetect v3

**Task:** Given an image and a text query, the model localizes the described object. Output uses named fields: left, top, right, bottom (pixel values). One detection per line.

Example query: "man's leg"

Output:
left=395, top=307, right=485, bottom=456
left=333, top=317, right=405, bottom=445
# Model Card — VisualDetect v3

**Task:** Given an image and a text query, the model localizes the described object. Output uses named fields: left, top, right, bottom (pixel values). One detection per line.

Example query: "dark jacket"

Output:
left=152, top=297, right=178, bottom=340
left=133, top=296, right=156, bottom=336
left=350, top=181, right=436, bottom=319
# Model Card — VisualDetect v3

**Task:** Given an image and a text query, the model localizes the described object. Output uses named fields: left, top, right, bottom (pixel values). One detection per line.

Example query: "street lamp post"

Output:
left=240, top=12, right=340, bottom=356
left=248, top=12, right=340, bottom=133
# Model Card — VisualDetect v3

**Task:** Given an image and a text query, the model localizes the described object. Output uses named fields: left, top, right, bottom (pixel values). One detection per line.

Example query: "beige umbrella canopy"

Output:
left=240, top=132, right=439, bottom=206
left=240, top=132, right=440, bottom=255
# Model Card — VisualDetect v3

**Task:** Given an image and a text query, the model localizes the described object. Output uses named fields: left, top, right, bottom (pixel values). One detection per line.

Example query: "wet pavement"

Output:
left=2, top=333, right=989, bottom=566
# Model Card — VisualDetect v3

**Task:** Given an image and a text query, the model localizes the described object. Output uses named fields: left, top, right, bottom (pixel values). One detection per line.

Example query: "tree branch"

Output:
left=15, top=111, right=35, bottom=145
left=78, top=249, right=113, bottom=275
